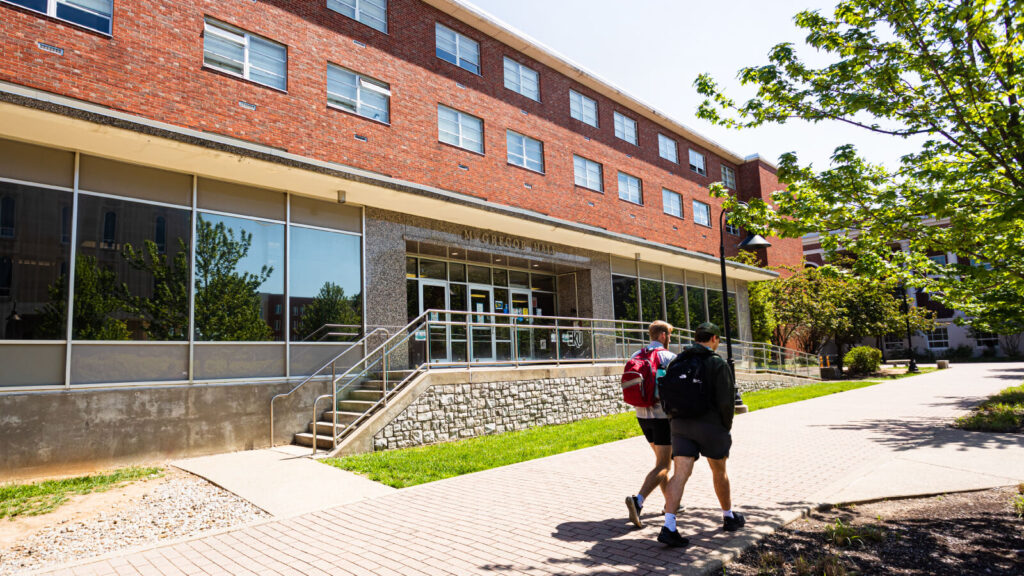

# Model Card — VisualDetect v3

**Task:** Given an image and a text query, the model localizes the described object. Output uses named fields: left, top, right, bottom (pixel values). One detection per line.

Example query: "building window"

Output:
left=3, top=0, right=113, bottom=35
left=569, top=90, right=598, bottom=127
left=61, top=205, right=71, bottom=244
left=573, top=155, right=603, bottom=192
left=0, top=196, right=14, bottom=238
left=693, top=200, right=711, bottom=227
left=327, top=64, right=390, bottom=123
left=326, top=0, right=386, bottom=33
left=437, top=105, right=483, bottom=153
left=435, top=23, right=479, bottom=74
left=203, top=18, right=288, bottom=91
left=503, top=57, right=539, bottom=101
left=662, top=189, right=682, bottom=218
left=658, top=134, right=678, bottom=163
left=884, top=333, right=904, bottom=350
left=506, top=131, right=544, bottom=173
left=101, top=211, right=116, bottom=249
left=929, top=254, right=948, bottom=265
left=617, top=172, right=642, bottom=205
left=0, top=256, right=10, bottom=297
left=614, top=112, right=637, bottom=145
left=154, top=216, right=166, bottom=253
left=927, top=326, right=949, bottom=349
left=974, top=331, right=998, bottom=347
left=721, top=165, right=736, bottom=189
left=725, top=219, right=739, bottom=236
left=689, top=149, right=706, bottom=175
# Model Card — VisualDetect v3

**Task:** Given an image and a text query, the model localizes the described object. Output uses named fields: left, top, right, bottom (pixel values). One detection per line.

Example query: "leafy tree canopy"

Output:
left=695, top=0, right=1024, bottom=327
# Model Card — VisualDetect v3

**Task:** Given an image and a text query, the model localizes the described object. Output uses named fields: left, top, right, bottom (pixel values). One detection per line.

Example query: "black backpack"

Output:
left=659, top=349, right=713, bottom=419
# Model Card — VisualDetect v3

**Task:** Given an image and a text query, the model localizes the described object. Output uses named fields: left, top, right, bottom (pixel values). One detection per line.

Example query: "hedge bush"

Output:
left=844, top=346, right=882, bottom=376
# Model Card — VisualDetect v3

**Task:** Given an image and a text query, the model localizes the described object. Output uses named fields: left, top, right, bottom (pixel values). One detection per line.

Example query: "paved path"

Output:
left=40, top=363, right=1024, bottom=576
left=172, top=445, right=395, bottom=518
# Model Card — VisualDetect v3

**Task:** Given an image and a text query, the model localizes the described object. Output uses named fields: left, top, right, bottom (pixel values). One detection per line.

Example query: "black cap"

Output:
left=695, top=322, right=721, bottom=337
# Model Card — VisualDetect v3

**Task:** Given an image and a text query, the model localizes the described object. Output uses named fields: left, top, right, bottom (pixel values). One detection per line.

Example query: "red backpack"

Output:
left=621, top=347, right=660, bottom=407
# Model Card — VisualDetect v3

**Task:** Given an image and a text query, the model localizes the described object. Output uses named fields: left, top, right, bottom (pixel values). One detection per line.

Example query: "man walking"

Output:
left=657, top=322, right=744, bottom=548
left=624, top=320, right=675, bottom=528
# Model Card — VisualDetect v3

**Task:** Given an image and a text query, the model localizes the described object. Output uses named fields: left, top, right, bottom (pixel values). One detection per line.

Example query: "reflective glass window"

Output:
left=438, top=105, right=484, bottom=153
left=665, top=283, right=687, bottom=333
left=687, top=286, right=707, bottom=329
left=612, top=274, right=639, bottom=322
left=449, top=262, right=466, bottom=283
left=503, top=57, right=540, bottom=101
left=640, top=279, right=663, bottom=323
left=569, top=90, right=598, bottom=127
left=509, top=270, right=530, bottom=289
left=327, top=64, right=390, bottom=123
left=3, top=0, right=113, bottom=35
left=467, top=265, right=490, bottom=284
left=419, top=259, right=446, bottom=280
left=326, top=0, right=387, bottom=32
left=435, top=22, right=479, bottom=74
left=531, top=274, right=554, bottom=292
left=204, top=18, right=287, bottom=91
left=290, top=227, right=362, bottom=342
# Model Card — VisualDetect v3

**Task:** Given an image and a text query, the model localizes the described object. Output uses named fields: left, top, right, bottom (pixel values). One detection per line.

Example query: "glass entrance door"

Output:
left=510, top=289, right=532, bottom=359
left=469, top=286, right=494, bottom=362
left=419, top=280, right=449, bottom=363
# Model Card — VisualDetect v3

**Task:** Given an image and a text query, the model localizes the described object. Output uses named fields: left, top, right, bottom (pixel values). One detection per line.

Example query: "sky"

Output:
left=467, top=0, right=921, bottom=171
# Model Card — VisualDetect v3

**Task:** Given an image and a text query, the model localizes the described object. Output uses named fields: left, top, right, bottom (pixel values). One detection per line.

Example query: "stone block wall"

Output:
left=374, top=374, right=628, bottom=450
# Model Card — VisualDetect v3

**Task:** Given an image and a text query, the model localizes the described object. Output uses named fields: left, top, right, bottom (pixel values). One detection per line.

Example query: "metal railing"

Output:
left=300, top=323, right=363, bottom=342
left=291, top=310, right=820, bottom=455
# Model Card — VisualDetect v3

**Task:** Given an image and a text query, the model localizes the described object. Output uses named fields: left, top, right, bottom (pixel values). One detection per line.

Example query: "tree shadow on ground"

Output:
left=817, top=416, right=1024, bottom=452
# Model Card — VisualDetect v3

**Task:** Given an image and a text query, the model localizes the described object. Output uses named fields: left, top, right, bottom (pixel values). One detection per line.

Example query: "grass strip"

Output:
left=328, top=371, right=934, bottom=488
left=954, top=383, right=1024, bottom=432
left=0, top=466, right=163, bottom=520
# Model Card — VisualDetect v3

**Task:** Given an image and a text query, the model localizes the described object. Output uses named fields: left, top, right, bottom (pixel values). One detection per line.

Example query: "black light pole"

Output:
left=719, top=205, right=772, bottom=414
left=899, top=283, right=919, bottom=373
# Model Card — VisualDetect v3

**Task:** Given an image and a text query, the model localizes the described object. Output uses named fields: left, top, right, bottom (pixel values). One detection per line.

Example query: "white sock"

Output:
left=723, top=510, right=734, bottom=518
left=635, top=494, right=645, bottom=507
left=664, top=513, right=677, bottom=531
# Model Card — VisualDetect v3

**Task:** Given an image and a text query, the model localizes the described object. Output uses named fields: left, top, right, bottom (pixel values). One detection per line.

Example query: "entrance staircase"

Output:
left=294, top=371, right=413, bottom=449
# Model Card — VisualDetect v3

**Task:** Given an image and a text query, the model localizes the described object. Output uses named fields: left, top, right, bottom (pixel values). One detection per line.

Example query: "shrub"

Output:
left=844, top=346, right=882, bottom=376
left=941, top=344, right=974, bottom=361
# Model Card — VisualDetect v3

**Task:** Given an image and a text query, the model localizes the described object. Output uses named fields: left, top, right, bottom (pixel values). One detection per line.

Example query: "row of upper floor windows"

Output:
left=4, top=0, right=744, bottom=193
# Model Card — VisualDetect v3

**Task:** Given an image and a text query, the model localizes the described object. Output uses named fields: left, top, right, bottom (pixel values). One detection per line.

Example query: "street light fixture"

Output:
left=719, top=204, right=772, bottom=414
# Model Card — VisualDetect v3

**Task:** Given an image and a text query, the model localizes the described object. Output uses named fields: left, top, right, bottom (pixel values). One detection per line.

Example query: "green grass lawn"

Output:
left=954, top=383, right=1024, bottom=432
left=328, top=371, right=934, bottom=488
left=0, top=467, right=163, bottom=520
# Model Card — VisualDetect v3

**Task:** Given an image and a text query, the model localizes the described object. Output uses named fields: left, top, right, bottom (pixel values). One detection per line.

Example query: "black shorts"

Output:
left=637, top=418, right=671, bottom=446
left=670, top=418, right=732, bottom=460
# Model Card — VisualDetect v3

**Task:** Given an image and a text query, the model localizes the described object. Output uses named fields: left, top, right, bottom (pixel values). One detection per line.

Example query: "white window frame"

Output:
left=662, top=189, right=682, bottom=218
left=569, top=90, right=598, bottom=127
left=689, top=149, right=706, bottom=175
left=614, top=112, right=638, bottom=145
left=658, top=134, right=678, bottom=163
left=506, top=130, right=544, bottom=173
left=693, top=200, right=711, bottom=227
left=437, top=105, right=484, bottom=153
left=326, top=0, right=387, bottom=33
left=725, top=220, right=740, bottom=236
left=617, top=172, right=642, bottom=205
left=884, top=333, right=904, bottom=350
left=503, top=57, right=540, bottom=101
left=327, top=64, right=391, bottom=123
left=573, top=155, right=603, bottom=192
left=721, top=165, right=736, bottom=189
left=435, top=22, right=480, bottom=74
left=2, top=0, right=113, bottom=35
left=927, top=326, right=949, bottom=349
left=204, top=18, right=288, bottom=91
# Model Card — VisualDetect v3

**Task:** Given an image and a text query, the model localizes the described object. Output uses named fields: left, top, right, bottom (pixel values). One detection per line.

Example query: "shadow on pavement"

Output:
left=819, top=417, right=1024, bottom=452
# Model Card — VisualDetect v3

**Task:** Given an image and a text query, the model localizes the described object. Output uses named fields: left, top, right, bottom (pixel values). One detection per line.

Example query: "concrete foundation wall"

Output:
left=0, top=379, right=328, bottom=482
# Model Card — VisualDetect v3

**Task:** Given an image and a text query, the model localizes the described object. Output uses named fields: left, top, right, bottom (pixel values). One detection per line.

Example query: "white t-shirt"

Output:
left=631, top=341, right=676, bottom=420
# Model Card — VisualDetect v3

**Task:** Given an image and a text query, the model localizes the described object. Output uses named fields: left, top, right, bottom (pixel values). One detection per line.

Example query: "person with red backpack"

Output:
left=621, top=320, right=676, bottom=528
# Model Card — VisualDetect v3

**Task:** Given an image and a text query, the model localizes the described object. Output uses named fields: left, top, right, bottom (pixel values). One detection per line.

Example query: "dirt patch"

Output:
left=726, top=486, right=1024, bottom=575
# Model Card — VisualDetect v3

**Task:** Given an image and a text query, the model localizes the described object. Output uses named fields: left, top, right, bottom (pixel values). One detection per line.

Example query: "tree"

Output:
left=193, top=219, right=274, bottom=341
left=39, top=255, right=130, bottom=340
left=694, top=0, right=1024, bottom=326
left=294, top=282, right=362, bottom=341
left=121, top=239, right=189, bottom=341
left=964, top=283, right=1024, bottom=355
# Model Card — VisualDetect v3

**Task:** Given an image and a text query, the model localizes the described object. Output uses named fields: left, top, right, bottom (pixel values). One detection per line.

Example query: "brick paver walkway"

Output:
left=41, top=363, right=1024, bottom=576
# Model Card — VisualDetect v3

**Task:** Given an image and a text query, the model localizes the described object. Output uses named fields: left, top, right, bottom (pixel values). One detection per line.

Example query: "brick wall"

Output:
left=0, top=0, right=800, bottom=264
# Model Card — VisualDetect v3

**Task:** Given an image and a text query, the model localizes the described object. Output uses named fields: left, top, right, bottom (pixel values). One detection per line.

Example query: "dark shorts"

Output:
left=637, top=418, right=671, bottom=446
left=669, top=418, right=732, bottom=460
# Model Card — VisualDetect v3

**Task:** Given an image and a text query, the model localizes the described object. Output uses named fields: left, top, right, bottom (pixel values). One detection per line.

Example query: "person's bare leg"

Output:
left=706, top=457, right=731, bottom=511
left=663, top=456, right=695, bottom=515
left=638, top=444, right=672, bottom=500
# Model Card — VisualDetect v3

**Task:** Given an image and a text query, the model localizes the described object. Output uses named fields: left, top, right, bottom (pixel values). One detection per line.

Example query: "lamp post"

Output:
left=899, top=283, right=919, bottom=373
left=719, top=205, right=772, bottom=414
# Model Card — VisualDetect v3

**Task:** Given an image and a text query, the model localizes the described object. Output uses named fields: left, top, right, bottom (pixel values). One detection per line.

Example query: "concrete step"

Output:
left=321, top=411, right=362, bottom=424
left=294, top=432, right=334, bottom=449
left=359, top=380, right=385, bottom=391
left=337, top=399, right=377, bottom=412
left=349, top=389, right=384, bottom=402
left=311, top=420, right=353, bottom=436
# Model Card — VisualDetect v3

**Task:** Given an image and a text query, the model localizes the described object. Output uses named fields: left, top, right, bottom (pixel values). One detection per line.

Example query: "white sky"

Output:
left=467, top=0, right=920, bottom=171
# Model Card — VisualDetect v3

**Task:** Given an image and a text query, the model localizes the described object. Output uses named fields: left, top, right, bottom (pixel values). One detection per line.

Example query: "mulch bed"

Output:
left=725, top=486, right=1024, bottom=575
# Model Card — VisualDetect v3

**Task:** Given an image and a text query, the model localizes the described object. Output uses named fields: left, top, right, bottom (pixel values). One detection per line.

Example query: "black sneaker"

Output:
left=657, top=527, right=690, bottom=548
left=625, top=496, right=644, bottom=528
left=723, top=512, right=746, bottom=532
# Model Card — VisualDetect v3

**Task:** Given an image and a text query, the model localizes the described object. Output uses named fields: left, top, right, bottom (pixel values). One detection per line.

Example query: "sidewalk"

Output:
left=40, top=363, right=1024, bottom=576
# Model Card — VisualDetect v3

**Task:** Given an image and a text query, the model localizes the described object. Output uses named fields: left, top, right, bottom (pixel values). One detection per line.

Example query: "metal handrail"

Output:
left=269, top=326, right=389, bottom=446
left=301, top=323, right=363, bottom=342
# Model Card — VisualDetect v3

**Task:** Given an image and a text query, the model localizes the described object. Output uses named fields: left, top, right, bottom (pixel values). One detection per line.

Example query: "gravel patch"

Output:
left=0, top=469, right=269, bottom=575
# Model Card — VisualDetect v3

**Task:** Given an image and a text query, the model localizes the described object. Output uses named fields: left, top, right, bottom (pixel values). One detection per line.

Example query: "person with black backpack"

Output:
left=620, top=320, right=676, bottom=528
left=654, top=322, right=745, bottom=548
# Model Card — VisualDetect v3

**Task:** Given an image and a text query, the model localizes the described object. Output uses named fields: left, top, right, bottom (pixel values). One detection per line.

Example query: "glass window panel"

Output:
left=449, top=262, right=466, bottom=283
left=194, top=213, right=283, bottom=341
left=406, top=257, right=417, bottom=278
left=492, top=268, right=508, bottom=287
left=693, top=200, right=711, bottom=227
left=569, top=90, right=598, bottom=127
left=467, top=265, right=490, bottom=284
left=665, top=283, right=687, bottom=333
left=290, top=227, right=362, bottom=342
left=327, top=0, right=387, bottom=32
left=435, top=23, right=478, bottom=73
left=707, top=290, right=736, bottom=335
left=687, top=286, right=707, bottom=329
left=640, top=279, right=663, bottom=324
left=618, top=172, right=642, bottom=205
left=509, top=270, right=530, bottom=289
left=721, top=165, right=736, bottom=189
left=74, top=195, right=191, bottom=342
left=0, top=183, right=71, bottom=340
left=612, top=275, right=639, bottom=322
left=689, top=149, right=707, bottom=175
left=614, top=112, right=637, bottom=144
left=658, top=134, right=678, bottom=163
left=419, top=259, right=446, bottom=280
left=663, top=189, right=682, bottom=218
left=531, top=274, right=554, bottom=292
left=6, top=0, right=47, bottom=12
left=573, top=156, right=602, bottom=191
left=56, top=0, right=112, bottom=34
